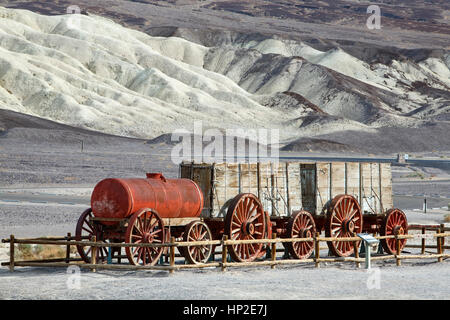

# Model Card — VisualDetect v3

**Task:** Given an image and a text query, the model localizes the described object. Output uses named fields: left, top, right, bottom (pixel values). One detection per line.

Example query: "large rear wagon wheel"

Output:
left=125, top=208, right=165, bottom=266
left=75, top=208, right=109, bottom=263
left=326, top=195, right=363, bottom=257
left=225, top=193, right=266, bottom=262
left=380, top=208, right=408, bottom=254
left=285, top=210, right=316, bottom=259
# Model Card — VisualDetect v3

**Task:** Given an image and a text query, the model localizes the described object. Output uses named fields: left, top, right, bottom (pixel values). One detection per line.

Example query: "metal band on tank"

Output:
left=184, top=178, right=204, bottom=217
left=116, top=178, right=134, bottom=218
left=143, top=177, right=157, bottom=215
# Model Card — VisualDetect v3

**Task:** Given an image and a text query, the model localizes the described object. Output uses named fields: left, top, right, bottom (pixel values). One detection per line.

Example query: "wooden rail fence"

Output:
left=2, top=225, right=449, bottom=273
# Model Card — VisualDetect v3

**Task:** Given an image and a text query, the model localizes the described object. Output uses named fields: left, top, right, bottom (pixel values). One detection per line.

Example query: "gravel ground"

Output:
left=0, top=203, right=86, bottom=238
left=0, top=259, right=448, bottom=300
left=0, top=203, right=448, bottom=300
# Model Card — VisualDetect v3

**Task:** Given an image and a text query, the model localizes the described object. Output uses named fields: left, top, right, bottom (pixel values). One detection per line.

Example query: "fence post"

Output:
left=9, top=235, right=14, bottom=272
left=395, top=234, right=401, bottom=266
left=353, top=232, right=360, bottom=269
left=421, top=227, right=426, bottom=255
left=437, top=227, right=443, bottom=263
left=441, top=224, right=445, bottom=247
left=314, top=232, right=320, bottom=268
left=271, top=233, right=277, bottom=269
left=221, top=235, right=228, bottom=272
left=170, top=237, right=175, bottom=274
left=91, top=235, right=97, bottom=272
left=66, top=232, right=71, bottom=263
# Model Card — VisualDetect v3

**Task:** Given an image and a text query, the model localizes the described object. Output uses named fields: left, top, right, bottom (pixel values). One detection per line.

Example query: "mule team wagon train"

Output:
left=75, top=161, right=408, bottom=266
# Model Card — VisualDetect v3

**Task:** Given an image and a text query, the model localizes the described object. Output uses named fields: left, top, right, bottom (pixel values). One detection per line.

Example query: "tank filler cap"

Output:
left=146, top=172, right=167, bottom=182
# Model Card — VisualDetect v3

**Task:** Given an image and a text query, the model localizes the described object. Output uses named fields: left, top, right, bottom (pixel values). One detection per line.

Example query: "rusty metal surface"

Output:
left=90, top=173, right=203, bottom=221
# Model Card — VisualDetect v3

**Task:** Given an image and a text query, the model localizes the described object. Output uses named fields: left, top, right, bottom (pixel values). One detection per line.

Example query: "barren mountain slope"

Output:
left=0, top=5, right=449, bottom=153
left=0, top=7, right=294, bottom=139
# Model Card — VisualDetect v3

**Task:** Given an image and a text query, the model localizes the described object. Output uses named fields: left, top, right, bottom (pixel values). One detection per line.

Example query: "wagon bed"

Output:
left=180, top=161, right=393, bottom=218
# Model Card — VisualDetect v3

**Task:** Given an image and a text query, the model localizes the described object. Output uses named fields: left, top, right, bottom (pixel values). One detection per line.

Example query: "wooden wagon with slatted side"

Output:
left=180, top=161, right=408, bottom=262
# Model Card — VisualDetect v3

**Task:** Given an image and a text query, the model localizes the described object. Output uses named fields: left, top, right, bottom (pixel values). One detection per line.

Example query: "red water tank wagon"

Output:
left=90, top=173, right=204, bottom=222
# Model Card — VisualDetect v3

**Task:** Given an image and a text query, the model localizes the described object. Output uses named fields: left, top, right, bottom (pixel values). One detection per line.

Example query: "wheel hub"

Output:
left=143, top=232, right=153, bottom=243
left=244, top=222, right=255, bottom=236
left=300, top=229, right=312, bottom=238
left=393, top=225, right=404, bottom=236
left=343, top=220, right=355, bottom=233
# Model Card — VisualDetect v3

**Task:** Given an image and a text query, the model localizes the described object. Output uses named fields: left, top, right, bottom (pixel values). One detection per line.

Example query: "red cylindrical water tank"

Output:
left=90, top=173, right=203, bottom=221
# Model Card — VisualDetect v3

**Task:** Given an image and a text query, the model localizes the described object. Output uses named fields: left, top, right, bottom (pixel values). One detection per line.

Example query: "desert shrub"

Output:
left=14, top=244, right=66, bottom=260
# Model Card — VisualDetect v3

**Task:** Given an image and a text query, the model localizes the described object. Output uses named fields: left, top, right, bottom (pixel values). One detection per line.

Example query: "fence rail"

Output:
left=2, top=224, right=449, bottom=273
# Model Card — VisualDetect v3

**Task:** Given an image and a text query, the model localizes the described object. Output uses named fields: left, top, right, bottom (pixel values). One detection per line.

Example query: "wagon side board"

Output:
left=179, top=161, right=393, bottom=218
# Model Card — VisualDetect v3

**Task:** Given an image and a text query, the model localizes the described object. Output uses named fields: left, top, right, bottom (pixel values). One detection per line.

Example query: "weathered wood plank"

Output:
left=331, top=162, right=346, bottom=198
left=181, top=161, right=393, bottom=218
left=316, top=163, right=329, bottom=214
left=346, top=162, right=360, bottom=200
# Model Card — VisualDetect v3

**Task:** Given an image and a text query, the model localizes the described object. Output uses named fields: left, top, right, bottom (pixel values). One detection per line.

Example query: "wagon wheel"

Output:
left=285, top=211, right=316, bottom=259
left=256, top=211, right=273, bottom=259
left=181, top=221, right=213, bottom=264
left=125, top=208, right=165, bottom=266
left=326, top=195, right=363, bottom=257
left=380, top=208, right=408, bottom=254
left=225, top=193, right=266, bottom=262
left=260, top=211, right=273, bottom=258
left=75, top=208, right=110, bottom=263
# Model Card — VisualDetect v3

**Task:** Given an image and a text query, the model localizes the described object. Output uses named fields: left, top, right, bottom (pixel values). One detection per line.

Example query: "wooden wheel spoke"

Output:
left=347, top=208, right=358, bottom=220
left=238, top=201, right=245, bottom=222
left=248, top=212, right=261, bottom=223
left=243, top=198, right=250, bottom=217
left=146, top=247, right=154, bottom=262
left=231, top=227, right=240, bottom=235
left=82, top=226, right=94, bottom=234
left=231, top=232, right=240, bottom=240
left=232, top=221, right=241, bottom=228
left=136, top=248, right=144, bottom=263
left=331, top=226, right=341, bottom=233
left=149, top=229, right=162, bottom=237
left=136, top=219, right=144, bottom=235
left=246, top=243, right=251, bottom=259
left=338, top=201, right=345, bottom=220
left=142, top=216, right=148, bottom=233
left=247, top=203, right=257, bottom=216
left=199, top=230, right=208, bottom=240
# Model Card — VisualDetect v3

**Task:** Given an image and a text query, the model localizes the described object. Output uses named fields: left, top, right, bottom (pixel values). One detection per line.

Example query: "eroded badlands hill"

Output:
left=0, top=6, right=449, bottom=152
